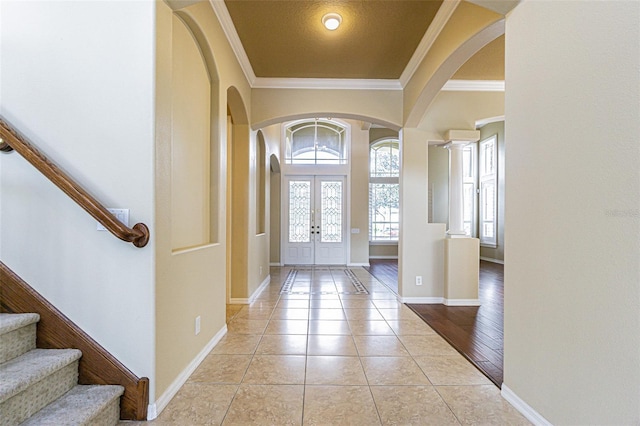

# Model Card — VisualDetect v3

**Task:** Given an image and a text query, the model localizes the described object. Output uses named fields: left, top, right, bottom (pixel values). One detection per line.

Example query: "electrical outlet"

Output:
left=415, top=276, right=423, bottom=286
left=195, top=316, right=201, bottom=335
left=260, top=266, right=263, bottom=275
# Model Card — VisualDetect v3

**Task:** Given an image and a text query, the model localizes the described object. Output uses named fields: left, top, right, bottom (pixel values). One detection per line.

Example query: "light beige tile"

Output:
left=386, top=319, right=436, bottom=335
left=243, top=355, right=306, bottom=384
left=271, top=308, right=309, bottom=320
left=276, top=299, right=310, bottom=309
left=343, top=308, right=384, bottom=321
left=348, top=320, right=395, bottom=336
left=303, top=385, right=381, bottom=425
left=150, top=383, right=237, bottom=425
left=436, top=385, right=531, bottom=425
left=305, top=356, right=367, bottom=385
left=309, top=308, right=346, bottom=320
left=339, top=299, right=375, bottom=308
left=370, top=385, right=460, bottom=426
left=353, top=335, right=410, bottom=356
left=398, top=335, right=459, bottom=357
left=371, top=300, right=404, bottom=309
left=223, top=384, right=304, bottom=425
left=361, top=356, right=431, bottom=385
left=255, top=334, right=308, bottom=355
left=188, top=354, right=251, bottom=384
left=226, top=319, right=268, bottom=335
left=235, top=307, right=273, bottom=320
left=210, top=334, right=261, bottom=355
left=264, top=319, right=309, bottom=335
left=369, top=292, right=398, bottom=300
left=309, top=299, right=343, bottom=309
left=308, top=320, right=351, bottom=335
left=414, top=356, right=492, bottom=385
left=377, top=308, right=420, bottom=320
left=307, top=335, right=358, bottom=356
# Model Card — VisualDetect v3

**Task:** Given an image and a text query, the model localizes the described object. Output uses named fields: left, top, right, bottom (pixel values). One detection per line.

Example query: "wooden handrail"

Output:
left=0, top=117, right=149, bottom=248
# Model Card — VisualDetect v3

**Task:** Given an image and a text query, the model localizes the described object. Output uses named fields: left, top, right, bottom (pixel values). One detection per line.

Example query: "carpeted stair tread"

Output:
left=0, top=348, right=82, bottom=402
left=0, top=313, right=39, bottom=335
left=20, top=384, right=124, bottom=426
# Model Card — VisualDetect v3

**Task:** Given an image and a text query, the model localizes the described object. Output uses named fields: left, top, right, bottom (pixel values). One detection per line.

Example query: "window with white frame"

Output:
left=369, top=139, right=400, bottom=241
left=284, top=119, right=347, bottom=165
left=479, top=136, right=497, bottom=246
left=462, top=144, right=477, bottom=237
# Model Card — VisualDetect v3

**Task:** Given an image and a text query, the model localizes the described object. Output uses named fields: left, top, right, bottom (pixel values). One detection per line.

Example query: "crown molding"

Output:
left=209, top=0, right=256, bottom=85
left=399, top=0, right=461, bottom=88
left=442, top=79, right=505, bottom=91
left=252, top=77, right=402, bottom=91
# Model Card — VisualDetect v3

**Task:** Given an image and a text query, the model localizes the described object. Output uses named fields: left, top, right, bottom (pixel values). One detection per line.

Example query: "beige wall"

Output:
left=0, top=0, right=156, bottom=398
left=398, top=128, right=446, bottom=299
left=155, top=0, right=258, bottom=408
left=170, top=14, right=213, bottom=250
left=428, top=146, right=449, bottom=225
left=504, top=1, right=640, bottom=423
left=349, top=124, right=370, bottom=265
left=252, top=88, right=403, bottom=130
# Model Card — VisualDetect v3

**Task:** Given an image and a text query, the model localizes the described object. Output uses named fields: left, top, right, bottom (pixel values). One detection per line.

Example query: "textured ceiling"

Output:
left=224, top=0, right=443, bottom=79
left=453, top=34, right=505, bottom=80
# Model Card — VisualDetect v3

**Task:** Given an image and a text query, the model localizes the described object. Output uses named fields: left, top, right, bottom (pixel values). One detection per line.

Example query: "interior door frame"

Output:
left=281, top=173, right=350, bottom=266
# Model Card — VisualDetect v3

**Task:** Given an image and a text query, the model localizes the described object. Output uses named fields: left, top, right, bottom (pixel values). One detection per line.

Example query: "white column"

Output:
left=445, top=142, right=467, bottom=236
left=443, top=130, right=480, bottom=238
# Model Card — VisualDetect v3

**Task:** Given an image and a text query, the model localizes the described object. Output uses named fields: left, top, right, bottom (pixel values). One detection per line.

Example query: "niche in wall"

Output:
left=170, top=15, right=218, bottom=250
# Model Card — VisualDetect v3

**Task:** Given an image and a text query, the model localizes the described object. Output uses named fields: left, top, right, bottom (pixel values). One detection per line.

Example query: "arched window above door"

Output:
left=284, top=119, right=347, bottom=165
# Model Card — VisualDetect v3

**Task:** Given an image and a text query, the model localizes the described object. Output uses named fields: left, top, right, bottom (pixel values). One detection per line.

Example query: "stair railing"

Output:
left=0, top=117, right=149, bottom=247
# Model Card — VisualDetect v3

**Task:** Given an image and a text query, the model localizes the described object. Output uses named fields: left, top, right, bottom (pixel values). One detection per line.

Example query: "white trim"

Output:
left=475, top=115, right=505, bottom=129
left=253, top=77, right=402, bottom=91
left=501, top=384, right=553, bottom=426
left=399, top=0, right=461, bottom=87
left=209, top=0, right=256, bottom=85
left=368, top=240, right=399, bottom=246
left=401, top=296, right=445, bottom=304
left=368, top=255, right=398, bottom=260
left=229, top=275, right=271, bottom=305
left=269, top=262, right=282, bottom=267
left=348, top=262, right=370, bottom=267
left=442, top=79, right=505, bottom=91
left=480, top=256, right=504, bottom=265
left=444, top=298, right=481, bottom=306
left=148, top=325, right=228, bottom=420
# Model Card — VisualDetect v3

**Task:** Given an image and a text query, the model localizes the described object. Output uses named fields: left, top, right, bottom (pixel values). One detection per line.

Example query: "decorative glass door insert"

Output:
left=284, top=176, right=346, bottom=265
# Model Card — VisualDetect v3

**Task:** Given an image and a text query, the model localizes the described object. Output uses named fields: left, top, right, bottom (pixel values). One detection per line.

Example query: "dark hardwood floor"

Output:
left=364, top=259, right=399, bottom=294
left=366, top=259, right=504, bottom=387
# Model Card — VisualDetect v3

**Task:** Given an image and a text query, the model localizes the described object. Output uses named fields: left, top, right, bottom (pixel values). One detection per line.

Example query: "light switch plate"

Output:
left=97, top=208, right=129, bottom=230
left=351, top=228, right=360, bottom=234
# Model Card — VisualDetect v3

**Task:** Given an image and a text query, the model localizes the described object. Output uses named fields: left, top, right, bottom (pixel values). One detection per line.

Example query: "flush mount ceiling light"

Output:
left=322, top=13, right=342, bottom=31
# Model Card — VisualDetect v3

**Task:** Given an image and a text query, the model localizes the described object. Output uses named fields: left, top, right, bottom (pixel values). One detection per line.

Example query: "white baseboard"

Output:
left=348, top=262, right=370, bottom=267
left=269, top=262, right=282, bottom=267
left=368, top=256, right=398, bottom=260
left=228, top=275, right=271, bottom=305
left=401, top=296, right=444, bottom=304
left=501, top=384, right=552, bottom=426
left=444, top=298, right=481, bottom=306
left=148, top=324, right=228, bottom=420
left=480, top=256, right=504, bottom=264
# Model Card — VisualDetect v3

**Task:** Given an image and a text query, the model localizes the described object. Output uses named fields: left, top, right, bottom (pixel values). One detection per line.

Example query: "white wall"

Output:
left=504, top=1, right=640, bottom=423
left=0, top=0, right=156, bottom=392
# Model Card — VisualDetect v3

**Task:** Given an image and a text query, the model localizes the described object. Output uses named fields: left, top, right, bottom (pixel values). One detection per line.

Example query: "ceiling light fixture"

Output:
left=322, top=13, right=342, bottom=31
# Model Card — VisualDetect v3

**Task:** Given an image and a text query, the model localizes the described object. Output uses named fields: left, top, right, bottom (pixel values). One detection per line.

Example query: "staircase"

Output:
left=0, top=313, right=124, bottom=426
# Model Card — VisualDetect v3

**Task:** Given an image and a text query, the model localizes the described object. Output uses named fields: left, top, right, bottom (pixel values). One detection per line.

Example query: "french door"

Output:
left=283, top=175, right=346, bottom=265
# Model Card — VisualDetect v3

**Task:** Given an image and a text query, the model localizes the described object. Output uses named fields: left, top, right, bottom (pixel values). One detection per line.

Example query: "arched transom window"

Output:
left=285, top=119, right=347, bottom=165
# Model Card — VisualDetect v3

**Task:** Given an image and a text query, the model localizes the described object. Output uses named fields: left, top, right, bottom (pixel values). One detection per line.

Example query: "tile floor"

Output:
left=128, top=266, right=529, bottom=425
